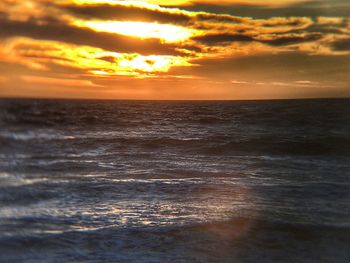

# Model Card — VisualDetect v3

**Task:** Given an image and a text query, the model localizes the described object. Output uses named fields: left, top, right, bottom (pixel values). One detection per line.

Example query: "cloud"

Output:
left=0, top=0, right=349, bottom=100
left=1, top=0, right=346, bottom=59
left=0, top=17, right=184, bottom=56
left=0, top=37, right=192, bottom=79
left=331, top=38, right=350, bottom=51
left=179, top=0, right=350, bottom=18
left=192, top=33, right=253, bottom=45
left=61, top=3, right=192, bottom=24
left=191, top=32, right=323, bottom=48
left=259, top=33, right=323, bottom=46
left=148, top=0, right=306, bottom=7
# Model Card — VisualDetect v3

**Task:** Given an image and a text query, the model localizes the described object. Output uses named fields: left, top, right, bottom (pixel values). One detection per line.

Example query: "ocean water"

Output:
left=0, top=98, right=349, bottom=262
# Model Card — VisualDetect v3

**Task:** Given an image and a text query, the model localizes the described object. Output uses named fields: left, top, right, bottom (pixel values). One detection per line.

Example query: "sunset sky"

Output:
left=0, top=0, right=349, bottom=100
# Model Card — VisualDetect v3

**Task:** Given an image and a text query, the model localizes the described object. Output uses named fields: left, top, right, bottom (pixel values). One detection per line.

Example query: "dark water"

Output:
left=0, top=98, right=349, bottom=262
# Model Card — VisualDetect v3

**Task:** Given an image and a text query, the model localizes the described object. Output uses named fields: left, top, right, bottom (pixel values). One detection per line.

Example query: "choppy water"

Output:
left=0, top=98, right=350, bottom=262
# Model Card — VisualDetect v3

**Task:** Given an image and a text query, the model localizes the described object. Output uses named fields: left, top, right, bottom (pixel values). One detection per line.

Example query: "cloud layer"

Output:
left=0, top=0, right=349, bottom=99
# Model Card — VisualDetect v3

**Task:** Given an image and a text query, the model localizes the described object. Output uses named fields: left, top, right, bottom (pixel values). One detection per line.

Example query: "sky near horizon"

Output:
left=0, top=0, right=349, bottom=100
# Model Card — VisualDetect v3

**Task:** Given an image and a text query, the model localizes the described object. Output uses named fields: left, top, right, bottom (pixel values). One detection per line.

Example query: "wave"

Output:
left=2, top=129, right=350, bottom=157
left=0, top=216, right=349, bottom=263
left=0, top=131, right=75, bottom=141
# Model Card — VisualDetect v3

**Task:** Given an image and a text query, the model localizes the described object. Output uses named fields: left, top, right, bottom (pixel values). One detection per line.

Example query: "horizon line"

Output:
left=1, top=96, right=349, bottom=102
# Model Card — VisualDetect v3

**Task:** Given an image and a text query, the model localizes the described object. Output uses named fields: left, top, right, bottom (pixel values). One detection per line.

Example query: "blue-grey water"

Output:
left=0, top=99, right=349, bottom=262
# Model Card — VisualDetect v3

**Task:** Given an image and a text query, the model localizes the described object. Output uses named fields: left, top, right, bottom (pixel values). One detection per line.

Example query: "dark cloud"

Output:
left=98, top=56, right=117, bottom=63
left=303, top=25, right=344, bottom=35
left=179, top=0, right=350, bottom=18
left=60, top=2, right=252, bottom=28
left=192, top=33, right=253, bottom=45
left=195, top=13, right=246, bottom=23
left=61, top=4, right=191, bottom=24
left=192, top=32, right=322, bottom=47
left=0, top=17, right=182, bottom=56
left=260, top=33, right=322, bottom=46
left=1, top=1, right=335, bottom=58
left=331, top=38, right=350, bottom=51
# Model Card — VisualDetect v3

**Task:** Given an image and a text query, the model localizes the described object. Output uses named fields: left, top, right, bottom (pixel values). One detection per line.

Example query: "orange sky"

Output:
left=0, top=0, right=349, bottom=99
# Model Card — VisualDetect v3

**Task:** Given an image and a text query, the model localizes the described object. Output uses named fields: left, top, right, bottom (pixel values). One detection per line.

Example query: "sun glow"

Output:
left=61, top=0, right=187, bottom=8
left=64, top=0, right=305, bottom=7
left=73, top=20, right=195, bottom=43
left=118, top=55, right=190, bottom=73
left=2, top=38, right=191, bottom=77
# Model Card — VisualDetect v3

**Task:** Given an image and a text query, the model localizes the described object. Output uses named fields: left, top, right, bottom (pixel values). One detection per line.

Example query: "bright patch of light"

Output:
left=3, top=38, right=191, bottom=77
left=73, top=20, right=194, bottom=43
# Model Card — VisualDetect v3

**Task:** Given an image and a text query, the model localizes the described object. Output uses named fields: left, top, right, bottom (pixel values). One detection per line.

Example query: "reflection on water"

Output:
left=0, top=99, right=350, bottom=262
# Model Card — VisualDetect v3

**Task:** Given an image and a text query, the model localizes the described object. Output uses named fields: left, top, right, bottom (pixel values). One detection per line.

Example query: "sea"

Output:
left=0, top=98, right=349, bottom=262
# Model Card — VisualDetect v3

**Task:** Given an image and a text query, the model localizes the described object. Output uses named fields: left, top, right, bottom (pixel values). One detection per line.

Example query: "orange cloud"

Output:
left=0, top=37, right=192, bottom=78
left=0, top=0, right=349, bottom=99
left=144, top=0, right=306, bottom=7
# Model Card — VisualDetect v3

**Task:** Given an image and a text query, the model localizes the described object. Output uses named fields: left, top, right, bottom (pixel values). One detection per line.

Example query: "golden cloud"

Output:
left=0, top=0, right=349, bottom=81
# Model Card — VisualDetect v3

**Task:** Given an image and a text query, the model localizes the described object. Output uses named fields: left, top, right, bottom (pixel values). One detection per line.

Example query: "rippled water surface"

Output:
left=0, top=99, right=350, bottom=262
